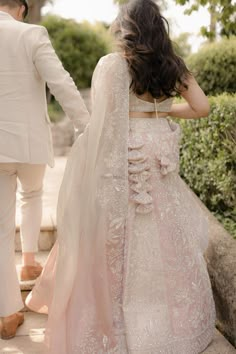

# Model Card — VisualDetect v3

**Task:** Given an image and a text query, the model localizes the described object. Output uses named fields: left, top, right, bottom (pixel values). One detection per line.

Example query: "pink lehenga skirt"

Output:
left=27, top=117, right=215, bottom=354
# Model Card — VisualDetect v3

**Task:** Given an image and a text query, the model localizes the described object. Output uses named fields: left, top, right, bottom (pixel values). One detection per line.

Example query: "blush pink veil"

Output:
left=27, top=53, right=130, bottom=353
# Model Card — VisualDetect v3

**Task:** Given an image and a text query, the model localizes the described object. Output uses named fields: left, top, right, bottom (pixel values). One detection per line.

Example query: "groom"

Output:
left=0, top=0, right=89, bottom=339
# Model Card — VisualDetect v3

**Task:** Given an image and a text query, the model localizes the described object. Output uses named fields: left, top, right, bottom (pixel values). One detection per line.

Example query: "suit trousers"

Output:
left=0, top=163, right=46, bottom=316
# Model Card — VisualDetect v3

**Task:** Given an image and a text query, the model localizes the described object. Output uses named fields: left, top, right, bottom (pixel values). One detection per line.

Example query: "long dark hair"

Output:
left=112, top=0, right=190, bottom=98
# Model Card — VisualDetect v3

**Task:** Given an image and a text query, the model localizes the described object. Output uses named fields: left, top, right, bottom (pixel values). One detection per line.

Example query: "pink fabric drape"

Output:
left=27, top=53, right=130, bottom=353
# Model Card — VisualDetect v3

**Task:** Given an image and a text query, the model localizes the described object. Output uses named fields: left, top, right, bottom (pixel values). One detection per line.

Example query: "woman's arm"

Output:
left=169, top=75, right=210, bottom=119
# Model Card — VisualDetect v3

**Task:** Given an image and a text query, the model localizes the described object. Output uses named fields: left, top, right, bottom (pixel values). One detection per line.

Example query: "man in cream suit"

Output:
left=0, top=0, right=90, bottom=339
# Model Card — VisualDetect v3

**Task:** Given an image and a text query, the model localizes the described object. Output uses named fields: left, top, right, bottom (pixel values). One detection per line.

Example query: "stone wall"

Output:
left=51, top=118, right=75, bottom=156
left=190, top=185, right=236, bottom=347
left=206, top=214, right=236, bottom=347
left=51, top=89, right=91, bottom=156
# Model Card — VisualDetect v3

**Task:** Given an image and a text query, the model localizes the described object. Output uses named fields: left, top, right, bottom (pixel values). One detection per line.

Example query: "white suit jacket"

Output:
left=0, top=11, right=90, bottom=167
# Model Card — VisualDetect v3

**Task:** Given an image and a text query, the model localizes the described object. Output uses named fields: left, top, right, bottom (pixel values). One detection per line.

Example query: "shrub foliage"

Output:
left=187, top=38, right=236, bottom=96
left=179, top=94, right=236, bottom=237
left=41, top=16, right=111, bottom=88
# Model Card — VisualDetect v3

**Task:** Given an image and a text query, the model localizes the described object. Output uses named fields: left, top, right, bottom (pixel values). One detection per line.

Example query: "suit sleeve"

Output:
left=32, top=26, right=90, bottom=135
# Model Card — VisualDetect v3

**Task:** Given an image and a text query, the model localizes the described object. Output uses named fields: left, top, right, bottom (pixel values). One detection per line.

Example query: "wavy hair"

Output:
left=112, top=0, right=190, bottom=98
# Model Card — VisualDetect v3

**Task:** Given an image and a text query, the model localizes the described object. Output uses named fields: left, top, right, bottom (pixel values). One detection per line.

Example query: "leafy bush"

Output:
left=178, top=94, right=236, bottom=238
left=173, top=32, right=192, bottom=59
left=187, top=38, right=236, bottom=96
left=41, top=16, right=112, bottom=88
left=48, top=101, right=64, bottom=123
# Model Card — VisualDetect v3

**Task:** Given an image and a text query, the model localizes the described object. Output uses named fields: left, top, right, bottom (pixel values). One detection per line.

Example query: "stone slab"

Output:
left=0, top=313, right=47, bottom=354
left=1, top=315, right=235, bottom=354
left=15, top=229, right=56, bottom=252
left=203, top=330, right=236, bottom=353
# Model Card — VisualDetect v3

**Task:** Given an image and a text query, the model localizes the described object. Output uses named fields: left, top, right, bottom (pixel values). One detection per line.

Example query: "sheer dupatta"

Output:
left=32, top=53, right=130, bottom=353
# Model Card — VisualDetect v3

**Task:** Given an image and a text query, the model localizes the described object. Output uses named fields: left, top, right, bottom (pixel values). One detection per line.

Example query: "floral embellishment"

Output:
left=156, top=154, right=178, bottom=176
left=128, top=135, right=153, bottom=215
left=109, top=217, right=125, bottom=232
left=155, top=121, right=181, bottom=176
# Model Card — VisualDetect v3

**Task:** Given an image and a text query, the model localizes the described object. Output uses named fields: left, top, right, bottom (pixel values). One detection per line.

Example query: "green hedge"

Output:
left=41, top=16, right=111, bottom=89
left=178, top=94, right=236, bottom=238
left=47, top=100, right=64, bottom=123
left=187, top=38, right=236, bottom=96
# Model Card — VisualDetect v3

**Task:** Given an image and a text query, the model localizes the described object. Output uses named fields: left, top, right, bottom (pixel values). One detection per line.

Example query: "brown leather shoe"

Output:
left=20, top=262, right=43, bottom=281
left=0, top=312, right=24, bottom=340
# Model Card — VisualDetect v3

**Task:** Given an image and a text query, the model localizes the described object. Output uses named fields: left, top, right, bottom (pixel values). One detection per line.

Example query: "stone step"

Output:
left=15, top=221, right=56, bottom=252
left=0, top=312, right=47, bottom=354
left=10, top=252, right=236, bottom=353
left=14, top=251, right=236, bottom=353
left=0, top=315, right=235, bottom=354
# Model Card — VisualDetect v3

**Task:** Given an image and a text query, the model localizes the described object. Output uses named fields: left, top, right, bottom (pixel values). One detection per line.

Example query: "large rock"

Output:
left=203, top=330, right=236, bottom=353
left=206, top=212, right=236, bottom=347
left=190, top=186, right=236, bottom=347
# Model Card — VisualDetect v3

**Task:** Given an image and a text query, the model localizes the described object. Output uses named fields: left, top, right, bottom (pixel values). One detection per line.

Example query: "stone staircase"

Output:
left=1, top=311, right=235, bottom=354
left=1, top=157, right=235, bottom=353
left=13, top=247, right=236, bottom=353
left=0, top=159, right=62, bottom=353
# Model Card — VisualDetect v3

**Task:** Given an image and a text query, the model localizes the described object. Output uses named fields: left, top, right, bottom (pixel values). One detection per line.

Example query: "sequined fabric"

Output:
left=123, top=118, right=216, bottom=353
left=129, top=94, right=174, bottom=112
left=128, top=118, right=181, bottom=215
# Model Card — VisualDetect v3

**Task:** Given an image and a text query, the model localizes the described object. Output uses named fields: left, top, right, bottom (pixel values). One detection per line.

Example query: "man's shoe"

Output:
left=0, top=312, right=24, bottom=340
left=20, top=262, right=43, bottom=281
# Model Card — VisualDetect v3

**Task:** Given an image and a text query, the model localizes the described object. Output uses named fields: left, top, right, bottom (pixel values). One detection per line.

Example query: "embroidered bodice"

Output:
left=129, top=93, right=174, bottom=113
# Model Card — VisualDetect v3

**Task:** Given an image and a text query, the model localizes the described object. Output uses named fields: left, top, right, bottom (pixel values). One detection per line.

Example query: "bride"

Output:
left=26, top=0, right=216, bottom=353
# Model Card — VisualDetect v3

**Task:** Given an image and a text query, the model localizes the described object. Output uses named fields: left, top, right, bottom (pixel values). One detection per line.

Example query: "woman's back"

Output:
left=129, top=92, right=174, bottom=118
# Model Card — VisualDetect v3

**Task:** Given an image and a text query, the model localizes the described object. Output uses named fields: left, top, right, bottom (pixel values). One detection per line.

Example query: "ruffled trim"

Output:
left=128, top=136, right=154, bottom=215
left=156, top=154, right=178, bottom=176
left=128, top=121, right=181, bottom=214
left=156, top=121, right=181, bottom=176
